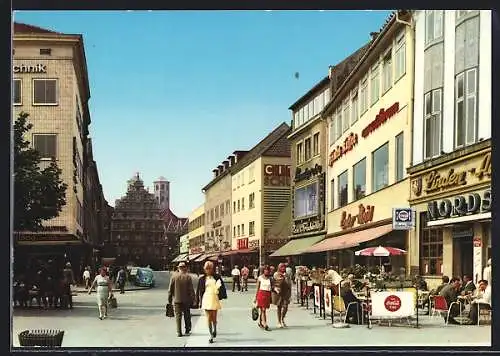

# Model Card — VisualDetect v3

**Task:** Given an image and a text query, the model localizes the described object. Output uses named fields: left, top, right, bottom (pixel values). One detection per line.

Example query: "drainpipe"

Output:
left=396, top=10, right=415, bottom=276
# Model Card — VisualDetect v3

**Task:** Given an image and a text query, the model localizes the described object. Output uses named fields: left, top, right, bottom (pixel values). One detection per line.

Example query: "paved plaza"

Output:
left=12, top=272, right=491, bottom=348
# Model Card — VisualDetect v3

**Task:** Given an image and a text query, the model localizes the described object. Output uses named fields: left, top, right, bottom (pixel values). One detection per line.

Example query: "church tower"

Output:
left=153, top=176, right=170, bottom=210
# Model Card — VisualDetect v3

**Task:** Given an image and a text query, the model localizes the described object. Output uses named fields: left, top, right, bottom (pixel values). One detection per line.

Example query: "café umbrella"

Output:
left=354, top=246, right=407, bottom=272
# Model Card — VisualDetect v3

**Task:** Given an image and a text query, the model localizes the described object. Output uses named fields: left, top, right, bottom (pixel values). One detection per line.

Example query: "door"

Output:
left=460, top=236, right=473, bottom=278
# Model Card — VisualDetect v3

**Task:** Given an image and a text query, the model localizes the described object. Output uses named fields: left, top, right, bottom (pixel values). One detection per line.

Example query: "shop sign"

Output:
left=237, top=238, right=249, bottom=250
left=189, top=246, right=204, bottom=254
left=248, top=239, right=260, bottom=249
left=292, top=217, right=324, bottom=234
left=264, top=164, right=291, bottom=187
left=392, top=208, right=415, bottom=230
left=362, top=102, right=399, bottom=138
left=473, top=237, right=482, bottom=248
left=340, top=204, right=375, bottom=230
left=265, top=239, right=287, bottom=250
left=328, top=133, right=358, bottom=167
left=412, top=152, right=491, bottom=198
left=13, top=64, right=47, bottom=74
left=16, top=234, right=78, bottom=242
left=295, top=164, right=322, bottom=182
left=427, top=189, right=491, bottom=221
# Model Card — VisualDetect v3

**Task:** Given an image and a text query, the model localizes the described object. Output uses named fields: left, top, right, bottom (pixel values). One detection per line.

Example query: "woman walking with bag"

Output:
left=254, top=265, right=273, bottom=331
left=88, top=267, right=113, bottom=320
left=196, top=261, right=227, bottom=344
left=273, top=263, right=292, bottom=328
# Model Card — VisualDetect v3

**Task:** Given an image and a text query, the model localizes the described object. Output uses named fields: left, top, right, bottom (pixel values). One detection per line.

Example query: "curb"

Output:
left=73, top=286, right=151, bottom=294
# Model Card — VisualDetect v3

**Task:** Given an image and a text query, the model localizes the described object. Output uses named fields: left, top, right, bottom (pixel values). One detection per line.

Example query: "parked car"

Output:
left=134, top=267, right=155, bottom=288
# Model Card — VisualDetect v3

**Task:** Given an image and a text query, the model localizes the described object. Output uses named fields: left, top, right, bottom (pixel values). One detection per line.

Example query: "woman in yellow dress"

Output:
left=196, top=261, right=227, bottom=343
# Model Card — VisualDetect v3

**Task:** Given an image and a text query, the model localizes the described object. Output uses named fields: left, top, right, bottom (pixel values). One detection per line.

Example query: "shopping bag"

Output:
left=108, top=295, right=118, bottom=309
left=251, top=306, right=259, bottom=321
left=166, top=303, right=175, bottom=317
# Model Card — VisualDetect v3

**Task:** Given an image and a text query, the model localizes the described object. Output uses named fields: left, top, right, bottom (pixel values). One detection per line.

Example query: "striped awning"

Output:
left=171, top=253, right=188, bottom=263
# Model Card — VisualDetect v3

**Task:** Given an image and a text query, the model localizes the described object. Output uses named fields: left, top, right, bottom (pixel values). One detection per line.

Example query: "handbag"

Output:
left=165, top=303, right=175, bottom=317
left=251, top=306, right=259, bottom=321
left=108, top=295, right=117, bottom=309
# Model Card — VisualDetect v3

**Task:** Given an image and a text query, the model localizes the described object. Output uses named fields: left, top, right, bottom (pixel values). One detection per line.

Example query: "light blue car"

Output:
left=134, top=267, right=155, bottom=288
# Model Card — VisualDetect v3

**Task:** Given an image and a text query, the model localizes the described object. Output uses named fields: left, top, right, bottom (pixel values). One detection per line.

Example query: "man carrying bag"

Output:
left=168, top=262, right=196, bottom=337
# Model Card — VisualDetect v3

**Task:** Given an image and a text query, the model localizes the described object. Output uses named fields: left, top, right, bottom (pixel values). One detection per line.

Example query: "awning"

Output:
left=221, top=248, right=257, bottom=256
left=171, top=253, right=188, bottom=263
left=208, top=255, right=219, bottom=261
left=305, top=223, right=393, bottom=254
left=193, top=254, right=209, bottom=262
left=269, top=234, right=325, bottom=257
left=187, top=253, right=202, bottom=261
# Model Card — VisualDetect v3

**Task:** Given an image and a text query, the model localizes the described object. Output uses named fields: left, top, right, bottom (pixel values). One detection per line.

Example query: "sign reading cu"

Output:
left=384, top=295, right=402, bottom=312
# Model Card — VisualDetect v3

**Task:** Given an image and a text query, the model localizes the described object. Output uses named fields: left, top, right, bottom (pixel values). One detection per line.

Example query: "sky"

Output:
left=13, top=10, right=392, bottom=217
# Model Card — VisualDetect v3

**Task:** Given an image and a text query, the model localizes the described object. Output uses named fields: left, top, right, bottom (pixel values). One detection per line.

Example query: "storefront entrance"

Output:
left=452, top=226, right=474, bottom=278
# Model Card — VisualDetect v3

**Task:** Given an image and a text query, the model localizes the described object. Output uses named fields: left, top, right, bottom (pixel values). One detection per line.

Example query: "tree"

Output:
left=14, top=111, right=67, bottom=231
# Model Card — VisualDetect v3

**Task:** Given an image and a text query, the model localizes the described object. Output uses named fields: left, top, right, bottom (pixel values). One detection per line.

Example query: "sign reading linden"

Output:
left=13, top=64, right=47, bottom=74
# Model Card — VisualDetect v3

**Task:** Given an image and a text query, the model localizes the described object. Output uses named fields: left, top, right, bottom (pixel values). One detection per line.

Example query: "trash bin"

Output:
left=18, top=330, right=64, bottom=347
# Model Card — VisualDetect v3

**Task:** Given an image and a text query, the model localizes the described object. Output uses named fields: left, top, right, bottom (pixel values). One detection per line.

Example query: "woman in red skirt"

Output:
left=253, top=265, right=273, bottom=330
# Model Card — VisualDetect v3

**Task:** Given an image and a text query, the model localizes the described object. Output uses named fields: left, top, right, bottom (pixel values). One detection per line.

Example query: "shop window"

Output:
left=372, top=142, right=389, bottom=192
left=337, top=170, right=348, bottom=208
left=353, top=158, right=366, bottom=200
left=294, top=182, right=319, bottom=219
left=419, top=212, right=443, bottom=276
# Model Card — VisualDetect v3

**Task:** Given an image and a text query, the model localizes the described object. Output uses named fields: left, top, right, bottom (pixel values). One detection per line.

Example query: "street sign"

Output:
left=392, top=208, right=415, bottom=230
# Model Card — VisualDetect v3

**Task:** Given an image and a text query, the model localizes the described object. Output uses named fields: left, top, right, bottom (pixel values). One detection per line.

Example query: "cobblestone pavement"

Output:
left=12, top=272, right=491, bottom=348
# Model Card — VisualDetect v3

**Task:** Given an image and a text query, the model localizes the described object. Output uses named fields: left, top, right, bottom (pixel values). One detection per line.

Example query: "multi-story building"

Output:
left=186, top=203, right=206, bottom=261
left=202, top=153, right=243, bottom=260
left=229, top=122, right=292, bottom=266
left=408, top=10, right=491, bottom=288
left=12, top=22, right=106, bottom=275
left=109, top=173, right=165, bottom=268
left=271, top=44, right=370, bottom=266
left=305, top=11, right=415, bottom=273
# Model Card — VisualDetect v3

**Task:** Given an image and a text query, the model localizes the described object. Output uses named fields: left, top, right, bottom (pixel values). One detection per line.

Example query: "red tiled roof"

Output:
left=13, top=22, right=61, bottom=34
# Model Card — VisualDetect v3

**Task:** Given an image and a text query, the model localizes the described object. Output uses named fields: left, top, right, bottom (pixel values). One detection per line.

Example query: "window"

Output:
left=220, top=203, right=224, bottom=217
left=233, top=226, right=236, bottom=237
left=424, top=89, right=443, bottom=159
left=13, top=79, right=22, bottom=105
left=249, top=192, right=255, bottom=209
left=304, top=137, right=312, bottom=161
left=33, top=134, right=57, bottom=159
left=335, top=107, right=342, bottom=140
left=215, top=206, right=219, bottom=219
left=337, top=170, right=348, bottom=208
left=210, top=209, right=214, bottom=221
left=351, top=92, right=359, bottom=124
left=395, top=132, right=405, bottom=181
left=294, top=182, right=319, bottom=219
left=241, top=171, right=245, bottom=186
left=293, top=112, right=299, bottom=129
left=33, top=79, right=57, bottom=105
left=329, top=119, right=336, bottom=146
left=425, top=10, right=444, bottom=45
left=226, top=200, right=230, bottom=214
left=370, top=63, right=380, bottom=106
left=296, top=142, right=303, bottom=164
left=241, top=197, right=245, bottom=210
left=313, top=132, right=320, bottom=156
left=382, top=51, right=392, bottom=93
left=40, top=48, right=52, bottom=55
left=372, top=142, right=389, bottom=192
left=248, top=164, right=255, bottom=183
left=237, top=225, right=241, bottom=236
left=342, top=99, right=350, bottom=133
left=330, top=179, right=335, bottom=210
left=237, top=200, right=240, bottom=212
left=249, top=221, right=255, bottom=236
left=395, top=32, right=406, bottom=80
left=241, top=223, right=245, bottom=235
left=353, top=158, right=366, bottom=200
left=233, top=201, right=236, bottom=213
left=360, top=76, right=368, bottom=114
left=419, top=212, right=443, bottom=275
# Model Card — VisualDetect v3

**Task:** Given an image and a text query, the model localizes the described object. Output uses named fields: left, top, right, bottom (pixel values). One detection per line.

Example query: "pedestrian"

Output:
left=88, top=267, right=113, bottom=320
left=62, top=262, right=76, bottom=309
left=231, top=265, right=241, bottom=292
left=467, top=279, right=491, bottom=324
left=241, top=265, right=250, bottom=292
left=168, top=262, right=196, bottom=337
left=116, top=266, right=127, bottom=294
left=83, top=267, right=91, bottom=289
left=254, top=265, right=273, bottom=331
left=196, top=261, right=227, bottom=344
left=483, top=259, right=491, bottom=286
left=273, top=263, right=292, bottom=328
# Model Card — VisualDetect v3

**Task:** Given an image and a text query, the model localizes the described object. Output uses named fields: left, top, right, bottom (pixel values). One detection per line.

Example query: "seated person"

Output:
left=438, top=277, right=462, bottom=324
left=340, top=281, right=362, bottom=324
left=468, top=280, right=491, bottom=324
left=433, top=276, right=450, bottom=296
left=414, top=275, right=428, bottom=291
left=460, top=275, right=476, bottom=296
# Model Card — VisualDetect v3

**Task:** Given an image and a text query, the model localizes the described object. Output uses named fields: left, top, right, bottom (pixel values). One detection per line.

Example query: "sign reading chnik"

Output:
left=392, top=208, right=415, bottom=230
left=13, top=64, right=47, bottom=74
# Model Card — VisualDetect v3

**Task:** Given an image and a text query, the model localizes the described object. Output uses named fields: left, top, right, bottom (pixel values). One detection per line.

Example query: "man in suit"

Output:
left=460, top=275, right=476, bottom=295
left=168, top=262, right=195, bottom=337
left=439, top=277, right=462, bottom=324
left=434, top=276, right=450, bottom=295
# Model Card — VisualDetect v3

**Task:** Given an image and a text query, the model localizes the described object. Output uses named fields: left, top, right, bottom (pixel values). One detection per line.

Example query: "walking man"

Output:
left=231, top=265, right=241, bottom=292
left=83, top=267, right=91, bottom=289
left=241, top=265, right=249, bottom=292
left=168, top=262, right=195, bottom=337
left=116, top=267, right=127, bottom=294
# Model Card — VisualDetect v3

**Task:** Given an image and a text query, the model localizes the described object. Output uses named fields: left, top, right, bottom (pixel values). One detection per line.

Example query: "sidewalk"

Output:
left=72, top=284, right=151, bottom=294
